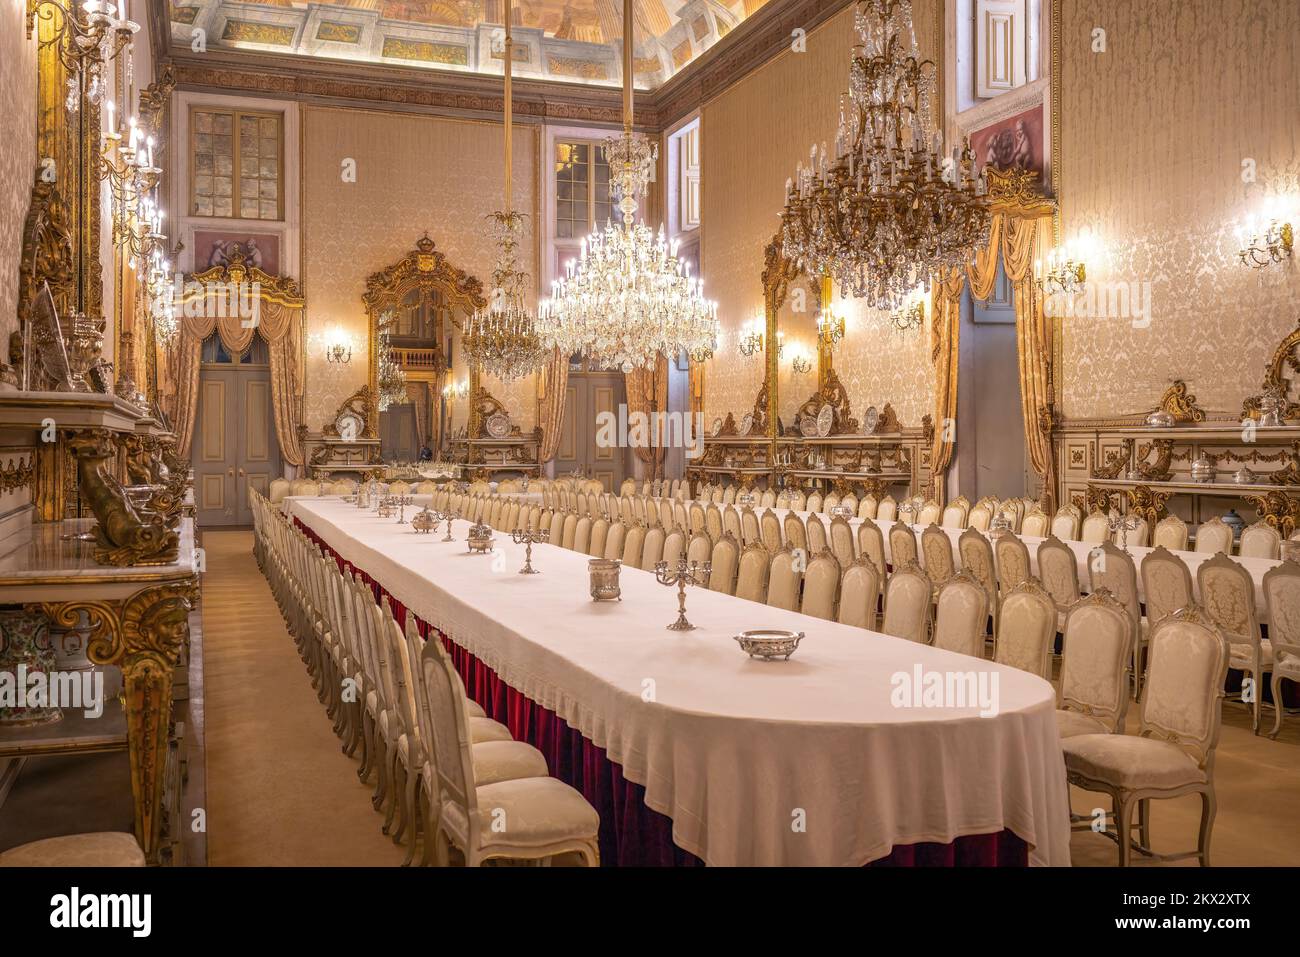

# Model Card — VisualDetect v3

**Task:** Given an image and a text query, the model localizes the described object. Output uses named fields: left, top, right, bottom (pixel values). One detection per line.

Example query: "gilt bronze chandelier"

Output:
left=780, top=0, right=990, bottom=311
left=537, top=0, right=718, bottom=372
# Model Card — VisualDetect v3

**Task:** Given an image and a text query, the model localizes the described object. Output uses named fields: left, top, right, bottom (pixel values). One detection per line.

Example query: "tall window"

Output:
left=554, top=141, right=612, bottom=239
left=675, top=122, right=700, bottom=233
left=191, top=107, right=283, bottom=220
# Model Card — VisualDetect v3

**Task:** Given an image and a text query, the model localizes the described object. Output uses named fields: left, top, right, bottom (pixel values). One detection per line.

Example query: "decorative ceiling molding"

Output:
left=163, top=0, right=856, bottom=132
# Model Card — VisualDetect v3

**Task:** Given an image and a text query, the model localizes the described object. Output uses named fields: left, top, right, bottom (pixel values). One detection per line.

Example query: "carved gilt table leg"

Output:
left=42, top=577, right=198, bottom=864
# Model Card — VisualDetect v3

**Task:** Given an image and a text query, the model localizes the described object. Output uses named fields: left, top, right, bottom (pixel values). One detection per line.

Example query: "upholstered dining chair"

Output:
left=760, top=509, right=783, bottom=552
left=705, top=504, right=724, bottom=542
left=921, top=523, right=956, bottom=590
left=1139, top=546, right=1194, bottom=633
left=940, top=495, right=969, bottom=529
left=917, top=499, right=942, bottom=526
left=1037, top=534, right=1081, bottom=633
left=1197, top=552, right=1268, bottom=733
left=784, top=512, right=808, bottom=552
left=1263, top=561, right=1300, bottom=738
left=1112, top=514, right=1149, bottom=548
left=806, top=513, right=828, bottom=554
left=588, top=517, right=609, bottom=558
left=776, top=488, right=792, bottom=510
left=686, top=532, right=712, bottom=568
left=722, top=505, right=743, bottom=543
left=967, top=499, right=993, bottom=532
left=420, top=638, right=600, bottom=867
left=800, top=551, right=841, bottom=621
left=1089, top=541, right=1145, bottom=695
left=881, top=561, right=932, bottom=644
left=655, top=499, right=672, bottom=530
left=563, top=513, right=581, bottom=551
left=735, top=543, right=771, bottom=603
left=662, top=527, right=687, bottom=567
left=548, top=510, right=565, bottom=547
left=857, top=518, right=887, bottom=578
left=876, top=495, right=897, bottom=522
left=932, top=571, right=989, bottom=659
left=0, top=832, right=146, bottom=867
left=674, top=502, right=689, bottom=531
left=823, top=491, right=841, bottom=513
left=1080, top=509, right=1110, bottom=545
left=858, top=493, right=879, bottom=520
left=994, top=531, right=1032, bottom=597
left=1021, top=507, right=1050, bottom=538
left=998, top=497, right=1024, bottom=532
left=840, top=492, right=858, bottom=515
left=707, top=532, right=740, bottom=595
left=689, top=502, right=707, bottom=535
left=766, top=547, right=802, bottom=612
left=837, top=557, right=881, bottom=630
left=1050, top=504, right=1080, bottom=541
left=790, top=488, right=808, bottom=511
left=1152, top=514, right=1190, bottom=551
left=603, top=521, right=626, bottom=562
left=1239, top=520, right=1282, bottom=559
left=640, top=525, right=666, bottom=571
left=1062, top=606, right=1228, bottom=867
left=829, top=515, right=856, bottom=569
left=1194, top=516, right=1234, bottom=555
left=268, top=477, right=291, bottom=503
left=889, top=522, right=918, bottom=567
left=958, top=526, right=999, bottom=631
left=806, top=490, right=824, bottom=513
left=994, top=578, right=1056, bottom=680
left=722, top=484, right=737, bottom=505
left=760, top=488, right=777, bottom=508
left=621, top=523, right=646, bottom=567
left=740, top=506, right=760, bottom=546
left=1056, top=588, right=1133, bottom=739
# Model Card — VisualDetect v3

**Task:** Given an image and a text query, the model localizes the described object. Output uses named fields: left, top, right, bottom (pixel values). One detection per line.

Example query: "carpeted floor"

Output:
left=203, top=528, right=1300, bottom=867
left=201, top=530, right=404, bottom=866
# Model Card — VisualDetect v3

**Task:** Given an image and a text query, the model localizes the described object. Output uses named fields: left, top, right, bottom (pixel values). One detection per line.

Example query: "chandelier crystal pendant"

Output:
left=376, top=310, right=408, bottom=411
left=779, top=0, right=991, bottom=311
left=462, top=0, right=547, bottom=382
left=537, top=0, right=718, bottom=373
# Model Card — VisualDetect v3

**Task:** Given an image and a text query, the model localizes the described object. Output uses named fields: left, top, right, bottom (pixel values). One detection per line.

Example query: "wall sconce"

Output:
left=737, top=317, right=765, bottom=357
left=816, top=307, right=845, bottom=349
left=313, top=326, right=355, bottom=364
left=790, top=348, right=813, bottom=375
left=689, top=344, right=713, bottom=363
left=443, top=381, right=469, bottom=399
left=1035, top=246, right=1087, bottom=295
left=1238, top=219, right=1293, bottom=269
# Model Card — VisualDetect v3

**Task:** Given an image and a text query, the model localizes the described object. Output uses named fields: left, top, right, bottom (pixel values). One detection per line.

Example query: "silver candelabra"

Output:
left=654, top=558, right=712, bottom=632
left=511, top=525, right=549, bottom=574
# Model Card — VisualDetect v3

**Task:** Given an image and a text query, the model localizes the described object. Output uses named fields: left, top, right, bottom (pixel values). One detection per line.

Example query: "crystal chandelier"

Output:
left=376, top=311, right=408, bottom=411
left=779, top=0, right=990, bottom=311
left=537, top=0, right=718, bottom=372
left=463, top=0, right=546, bottom=382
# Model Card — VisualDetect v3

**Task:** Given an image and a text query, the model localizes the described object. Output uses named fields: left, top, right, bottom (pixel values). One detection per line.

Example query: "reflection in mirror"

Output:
left=777, top=277, right=820, bottom=434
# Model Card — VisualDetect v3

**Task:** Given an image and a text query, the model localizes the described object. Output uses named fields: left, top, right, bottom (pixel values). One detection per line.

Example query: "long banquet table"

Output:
left=289, top=496, right=1071, bottom=867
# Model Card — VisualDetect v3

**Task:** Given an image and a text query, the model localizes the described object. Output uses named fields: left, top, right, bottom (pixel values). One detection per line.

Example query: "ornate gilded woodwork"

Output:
left=38, top=578, right=199, bottom=863
left=1135, top=439, right=1174, bottom=482
left=322, top=385, right=378, bottom=441
left=1242, top=315, right=1300, bottom=421
left=1243, top=490, right=1300, bottom=538
left=1126, top=484, right=1172, bottom=527
left=872, top=402, right=902, bottom=435
left=1159, top=380, right=1207, bottom=423
left=1074, top=484, right=1120, bottom=515
left=0, top=456, right=35, bottom=494
left=794, top=368, right=859, bottom=436
left=1091, top=438, right=1131, bottom=480
left=66, top=429, right=180, bottom=566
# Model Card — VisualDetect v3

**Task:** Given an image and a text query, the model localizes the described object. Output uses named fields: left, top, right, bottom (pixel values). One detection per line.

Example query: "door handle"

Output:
left=227, top=467, right=235, bottom=477
left=238, top=467, right=246, bottom=477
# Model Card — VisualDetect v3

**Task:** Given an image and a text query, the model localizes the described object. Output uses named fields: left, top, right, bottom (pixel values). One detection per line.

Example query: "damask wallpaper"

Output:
left=300, top=106, right=538, bottom=432
left=1058, top=0, right=1300, bottom=419
left=0, top=7, right=37, bottom=360
left=699, top=1, right=939, bottom=427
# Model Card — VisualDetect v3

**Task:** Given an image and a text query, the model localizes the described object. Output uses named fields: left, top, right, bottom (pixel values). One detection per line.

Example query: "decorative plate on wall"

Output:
left=335, top=410, right=365, bottom=442
left=816, top=403, right=834, bottom=437
left=711, top=416, right=723, bottom=437
left=739, top=412, right=754, bottom=436
left=800, top=414, right=819, bottom=438
left=863, top=405, right=879, bottom=433
left=485, top=412, right=511, bottom=439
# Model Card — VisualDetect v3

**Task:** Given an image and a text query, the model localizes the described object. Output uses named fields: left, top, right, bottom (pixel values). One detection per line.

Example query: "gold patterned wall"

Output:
left=700, top=1, right=939, bottom=427
left=301, top=106, right=538, bottom=431
left=1058, top=0, right=1300, bottom=419
left=0, top=7, right=37, bottom=357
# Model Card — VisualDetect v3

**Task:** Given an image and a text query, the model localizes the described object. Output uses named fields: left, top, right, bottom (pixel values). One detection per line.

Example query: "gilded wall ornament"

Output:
left=1158, top=379, right=1206, bottom=423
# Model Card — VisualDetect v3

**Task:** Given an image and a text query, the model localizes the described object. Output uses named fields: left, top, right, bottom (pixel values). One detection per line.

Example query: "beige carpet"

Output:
left=202, top=529, right=1300, bottom=866
left=201, top=530, right=404, bottom=866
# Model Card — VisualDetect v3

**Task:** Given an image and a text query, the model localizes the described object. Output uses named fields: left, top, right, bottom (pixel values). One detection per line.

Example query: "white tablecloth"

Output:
left=289, top=497, right=1071, bottom=867
left=749, top=505, right=1276, bottom=621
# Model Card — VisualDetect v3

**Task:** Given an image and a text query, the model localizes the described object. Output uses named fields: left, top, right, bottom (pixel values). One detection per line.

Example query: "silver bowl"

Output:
left=735, top=629, right=804, bottom=660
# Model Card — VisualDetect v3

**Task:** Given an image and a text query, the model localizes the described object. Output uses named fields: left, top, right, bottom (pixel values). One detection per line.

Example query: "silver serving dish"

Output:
left=411, top=508, right=438, bottom=533
left=467, top=522, right=494, bottom=553
left=1145, top=409, right=1176, bottom=428
left=735, top=629, right=804, bottom=660
left=1233, top=466, right=1257, bottom=485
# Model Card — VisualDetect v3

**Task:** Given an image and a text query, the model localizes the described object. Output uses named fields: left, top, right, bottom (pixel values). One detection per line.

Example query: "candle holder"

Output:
left=439, top=509, right=457, bottom=542
left=377, top=496, right=395, bottom=519
left=654, top=558, right=712, bottom=631
left=588, top=559, right=622, bottom=601
left=395, top=494, right=413, bottom=524
left=1107, top=509, right=1142, bottom=553
left=511, top=526, right=548, bottom=574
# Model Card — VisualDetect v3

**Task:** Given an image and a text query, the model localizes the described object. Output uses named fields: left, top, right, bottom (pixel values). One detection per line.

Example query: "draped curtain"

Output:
left=167, top=297, right=305, bottom=467
left=536, top=347, right=569, bottom=464
left=406, top=381, right=429, bottom=449
left=625, top=354, right=669, bottom=479
left=927, top=201, right=1055, bottom=508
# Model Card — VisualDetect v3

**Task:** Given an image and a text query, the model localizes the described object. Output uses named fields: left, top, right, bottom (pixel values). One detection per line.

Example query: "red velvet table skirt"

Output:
left=294, top=519, right=1029, bottom=867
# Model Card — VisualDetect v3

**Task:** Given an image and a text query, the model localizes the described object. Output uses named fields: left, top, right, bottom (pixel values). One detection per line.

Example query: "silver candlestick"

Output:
left=439, top=509, right=457, bottom=542
left=1108, top=508, right=1142, bottom=552
left=511, top=526, right=549, bottom=574
left=654, top=558, right=712, bottom=632
left=395, top=494, right=413, bottom=524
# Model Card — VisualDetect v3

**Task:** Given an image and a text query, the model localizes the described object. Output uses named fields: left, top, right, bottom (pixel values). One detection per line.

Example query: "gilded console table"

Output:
left=0, top=517, right=198, bottom=864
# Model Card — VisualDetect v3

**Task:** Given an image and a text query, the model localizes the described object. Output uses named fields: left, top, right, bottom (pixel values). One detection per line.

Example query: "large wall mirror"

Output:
left=362, top=234, right=486, bottom=462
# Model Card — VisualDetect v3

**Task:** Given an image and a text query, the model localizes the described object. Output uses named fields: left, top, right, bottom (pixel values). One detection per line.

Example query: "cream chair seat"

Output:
left=1063, top=735, right=1208, bottom=790
left=1265, top=561, right=1300, bottom=738
left=0, top=832, right=145, bottom=867
left=1055, top=710, right=1110, bottom=738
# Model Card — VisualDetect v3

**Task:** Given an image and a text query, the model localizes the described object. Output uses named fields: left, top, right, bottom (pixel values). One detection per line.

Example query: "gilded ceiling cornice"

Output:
left=162, top=0, right=856, bottom=133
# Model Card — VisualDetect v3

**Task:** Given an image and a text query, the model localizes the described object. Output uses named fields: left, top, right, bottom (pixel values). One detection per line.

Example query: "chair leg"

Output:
left=400, top=769, right=420, bottom=866
left=1137, top=798, right=1151, bottom=853
left=1197, top=789, right=1216, bottom=867
left=371, top=735, right=389, bottom=806
left=1252, top=669, right=1261, bottom=734
left=1114, top=795, right=1133, bottom=867
left=388, top=757, right=406, bottom=839
left=358, top=711, right=376, bottom=781
left=1269, top=672, right=1286, bottom=739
